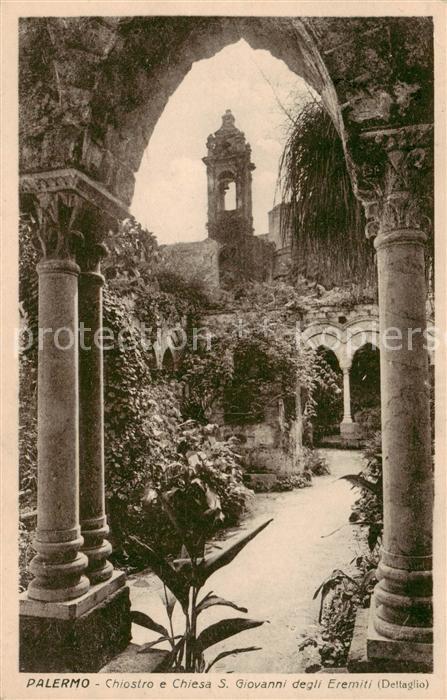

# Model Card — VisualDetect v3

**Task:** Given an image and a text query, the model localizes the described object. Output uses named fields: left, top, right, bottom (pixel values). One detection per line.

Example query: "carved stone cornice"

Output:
left=20, top=168, right=128, bottom=223
left=353, top=124, right=433, bottom=241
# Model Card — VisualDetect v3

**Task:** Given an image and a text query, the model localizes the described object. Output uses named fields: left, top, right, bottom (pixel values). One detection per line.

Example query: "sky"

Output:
left=131, top=39, right=315, bottom=245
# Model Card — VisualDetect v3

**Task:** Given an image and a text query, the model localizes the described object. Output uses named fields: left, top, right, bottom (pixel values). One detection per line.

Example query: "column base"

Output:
left=367, top=596, right=433, bottom=669
left=19, top=571, right=131, bottom=672
left=347, top=608, right=433, bottom=673
left=340, top=420, right=360, bottom=437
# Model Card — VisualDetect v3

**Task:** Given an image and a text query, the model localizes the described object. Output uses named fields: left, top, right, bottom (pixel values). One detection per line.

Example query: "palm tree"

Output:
left=278, top=100, right=376, bottom=290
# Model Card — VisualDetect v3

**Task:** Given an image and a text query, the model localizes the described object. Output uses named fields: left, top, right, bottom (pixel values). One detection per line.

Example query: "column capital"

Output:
left=27, top=191, right=84, bottom=263
left=352, top=124, right=433, bottom=243
left=20, top=167, right=127, bottom=267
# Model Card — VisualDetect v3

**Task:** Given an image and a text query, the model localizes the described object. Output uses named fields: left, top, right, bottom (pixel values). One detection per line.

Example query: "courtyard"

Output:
left=10, top=10, right=437, bottom=682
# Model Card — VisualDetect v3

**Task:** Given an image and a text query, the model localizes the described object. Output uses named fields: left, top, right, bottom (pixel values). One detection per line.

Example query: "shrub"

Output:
left=302, top=447, right=330, bottom=476
left=249, top=471, right=312, bottom=493
left=106, top=377, right=253, bottom=567
left=354, top=407, right=381, bottom=438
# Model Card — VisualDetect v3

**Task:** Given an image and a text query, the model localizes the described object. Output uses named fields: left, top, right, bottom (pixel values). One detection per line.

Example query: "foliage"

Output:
left=19, top=352, right=37, bottom=509
left=345, top=432, right=383, bottom=552
left=103, top=218, right=209, bottom=343
left=309, top=348, right=343, bottom=441
left=102, top=217, right=159, bottom=297
left=278, top=100, right=376, bottom=289
left=301, top=562, right=377, bottom=668
left=354, top=407, right=382, bottom=439
left=19, top=520, right=36, bottom=593
left=104, top=350, right=254, bottom=565
left=302, top=447, right=330, bottom=476
left=18, top=214, right=39, bottom=357
left=179, top=281, right=334, bottom=429
left=130, top=480, right=272, bottom=672
left=249, top=471, right=312, bottom=494
left=311, top=284, right=377, bottom=309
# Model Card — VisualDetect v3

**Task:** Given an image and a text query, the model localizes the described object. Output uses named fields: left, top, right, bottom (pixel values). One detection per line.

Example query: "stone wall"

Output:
left=302, top=303, right=378, bottom=326
left=159, top=232, right=274, bottom=292
left=209, top=399, right=303, bottom=475
left=218, top=233, right=274, bottom=289
left=159, top=238, right=220, bottom=290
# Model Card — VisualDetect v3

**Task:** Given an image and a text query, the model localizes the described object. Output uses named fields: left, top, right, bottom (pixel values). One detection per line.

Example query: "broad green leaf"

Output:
left=129, top=535, right=190, bottom=610
left=205, top=646, right=262, bottom=672
left=339, top=474, right=381, bottom=498
left=130, top=611, right=169, bottom=638
left=196, top=617, right=264, bottom=652
left=196, top=595, right=248, bottom=616
left=196, top=519, right=273, bottom=587
left=160, top=584, right=177, bottom=619
left=137, top=635, right=182, bottom=653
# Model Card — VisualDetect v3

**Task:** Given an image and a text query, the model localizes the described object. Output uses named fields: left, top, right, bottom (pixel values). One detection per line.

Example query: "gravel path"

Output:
left=128, top=448, right=366, bottom=673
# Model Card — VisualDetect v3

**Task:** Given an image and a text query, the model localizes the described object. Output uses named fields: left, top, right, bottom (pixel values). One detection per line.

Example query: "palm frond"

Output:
left=278, top=101, right=376, bottom=289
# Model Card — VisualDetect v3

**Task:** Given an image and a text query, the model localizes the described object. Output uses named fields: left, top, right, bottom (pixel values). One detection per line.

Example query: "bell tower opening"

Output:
left=221, top=178, right=236, bottom=211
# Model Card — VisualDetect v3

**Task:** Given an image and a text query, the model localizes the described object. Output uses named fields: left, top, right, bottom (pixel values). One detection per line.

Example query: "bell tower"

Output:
left=203, top=109, right=255, bottom=243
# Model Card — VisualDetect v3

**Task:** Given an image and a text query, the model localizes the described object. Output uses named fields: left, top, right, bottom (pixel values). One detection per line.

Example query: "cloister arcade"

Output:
left=18, top=15, right=434, bottom=671
left=303, top=316, right=380, bottom=437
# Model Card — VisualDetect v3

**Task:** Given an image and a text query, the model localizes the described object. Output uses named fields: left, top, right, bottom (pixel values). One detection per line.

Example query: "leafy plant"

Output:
left=302, top=447, right=330, bottom=476
left=130, top=482, right=272, bottom=672
left=342, top=433, right=383, bottom=552
left=303, top=564, right=377, bottom=668
left=248, top=472, right=311, bottom=494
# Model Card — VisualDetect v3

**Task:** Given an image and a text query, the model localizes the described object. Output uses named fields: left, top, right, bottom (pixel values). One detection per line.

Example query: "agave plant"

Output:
left=130, top=473, right=272, bottom=672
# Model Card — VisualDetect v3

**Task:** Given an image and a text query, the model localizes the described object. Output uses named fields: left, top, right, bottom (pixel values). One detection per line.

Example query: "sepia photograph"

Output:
left=1, top=2, right=446, bottom=698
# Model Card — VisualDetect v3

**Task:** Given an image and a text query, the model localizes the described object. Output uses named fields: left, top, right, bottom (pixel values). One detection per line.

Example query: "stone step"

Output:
left=99, top=643, right=168, bottom=673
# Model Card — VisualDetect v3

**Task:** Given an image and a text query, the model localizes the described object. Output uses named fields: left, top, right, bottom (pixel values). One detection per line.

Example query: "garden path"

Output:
left=128, top=448, right=365, bottom=673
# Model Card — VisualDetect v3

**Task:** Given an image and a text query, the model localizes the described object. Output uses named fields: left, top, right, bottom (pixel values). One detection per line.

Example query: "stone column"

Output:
left=362, top=138, right=433, bottom=665
left=340, top=361, right=358, bottom=438
left=78, top=246, right=113, bottom=583
left=342, top=366, right=352, bottom=423
left=28, top=198, right=89, bottom=602
left=20, top=174, right=131, bottom=674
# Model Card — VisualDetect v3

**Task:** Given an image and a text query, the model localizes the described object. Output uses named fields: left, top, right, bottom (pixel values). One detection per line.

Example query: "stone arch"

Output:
left=161, top=345, right=175, bottom=372
left=344, top=316, right=380, bottom=367
left=79, top=17, right=344, bottom=206
left=21, top=16, right=433, bottom=211
left=301, top=322, right=346, bottom=368
left=153, top=327, right=184, bottom=370
left=302, top=315, right=380, bottom=369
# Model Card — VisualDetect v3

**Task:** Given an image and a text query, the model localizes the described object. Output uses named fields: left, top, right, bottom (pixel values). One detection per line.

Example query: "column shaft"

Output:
left=28, top=260, right=89, bottom=602
left=373, top=228, right=433, bottom=643
left=342, top=368, right=353, bottom=423
left=79, top=271, right=113, bottom=583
